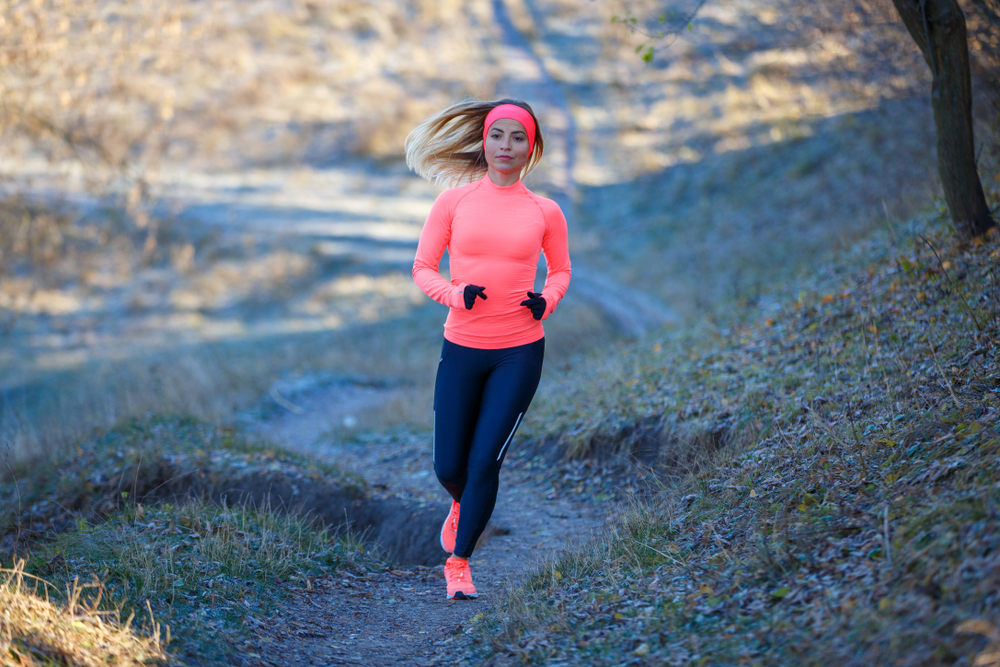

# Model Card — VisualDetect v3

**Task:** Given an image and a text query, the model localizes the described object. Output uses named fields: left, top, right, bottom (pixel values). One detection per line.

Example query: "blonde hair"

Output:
left=405, top=98, right=545, bottom=187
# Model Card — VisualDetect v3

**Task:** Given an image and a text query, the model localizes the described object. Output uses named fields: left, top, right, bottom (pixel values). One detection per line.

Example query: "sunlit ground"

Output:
left=0, top=166, right=434, bottom=377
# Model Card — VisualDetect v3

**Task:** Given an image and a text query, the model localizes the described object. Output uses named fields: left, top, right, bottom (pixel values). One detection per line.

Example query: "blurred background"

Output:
left=1, top=0, right=997, bottom=460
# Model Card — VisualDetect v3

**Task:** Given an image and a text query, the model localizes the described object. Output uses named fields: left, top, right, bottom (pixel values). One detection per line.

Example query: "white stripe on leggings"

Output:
left=496, top=412, right=523, bottom=462
left=432, top=409, right=436, bottom=465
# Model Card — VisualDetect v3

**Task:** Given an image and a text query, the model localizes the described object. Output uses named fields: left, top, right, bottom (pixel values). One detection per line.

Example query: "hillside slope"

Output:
left=464, top=194, right=1000, bottom=665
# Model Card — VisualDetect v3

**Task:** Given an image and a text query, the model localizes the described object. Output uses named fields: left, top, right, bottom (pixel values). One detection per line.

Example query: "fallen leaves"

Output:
left=470, top=216, right=1000, bottom=665
left=958, top=620, right=1000, bottom=667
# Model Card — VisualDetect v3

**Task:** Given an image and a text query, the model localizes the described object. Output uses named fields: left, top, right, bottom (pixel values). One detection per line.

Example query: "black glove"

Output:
left=464, top=284, right=487, bottom=310
left=520, top=291, right=546, bottom=320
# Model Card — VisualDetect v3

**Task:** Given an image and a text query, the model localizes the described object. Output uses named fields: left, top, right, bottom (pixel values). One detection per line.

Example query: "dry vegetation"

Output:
left=0, top=415, right=384, bottom=666
left=0, top=0, right=495, bottom=459
left=21, top=500, right=377, bottom=666
left=565, top=0, right=958, bottom=313
left=2, top=0, right=999, bottom=663
left=0, top=560, right=167, bottom=667
left=0, top=0, right=502, bottom=172
left=0, top=0, right=971, bottom=457
left=463, top=176, right=1000, bottom=663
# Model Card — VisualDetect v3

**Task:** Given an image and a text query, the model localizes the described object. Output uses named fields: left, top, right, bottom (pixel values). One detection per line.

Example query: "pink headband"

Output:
left=483, top=104, right=536, bottom=155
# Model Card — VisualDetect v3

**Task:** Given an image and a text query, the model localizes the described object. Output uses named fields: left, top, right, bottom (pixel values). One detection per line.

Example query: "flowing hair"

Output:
left=405, top=98, right=545, bottom=187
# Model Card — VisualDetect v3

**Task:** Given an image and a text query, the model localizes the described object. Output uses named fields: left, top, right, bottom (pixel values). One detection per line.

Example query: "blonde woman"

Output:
left=407, top=99, right=572, bottom=599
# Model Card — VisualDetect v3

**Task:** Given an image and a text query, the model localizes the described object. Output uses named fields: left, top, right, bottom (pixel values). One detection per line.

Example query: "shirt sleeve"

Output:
left=539, top=200, right=572, bottom=320
left=412, top=191, right=466, bottom=310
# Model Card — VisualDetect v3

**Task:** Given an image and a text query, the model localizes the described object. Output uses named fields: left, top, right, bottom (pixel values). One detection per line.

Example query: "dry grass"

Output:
left=0, top=0, right=501, bottom=177
left=463, top=173, right=1000, bottom=664
left=0, top=414, right=365, bottom=550
left=523, top=148, right=1000, bottom=457
left=19, top=499, right=374, bottom=665
left=1, top=298, right=446, bottom=461
left=535, top=0, right=986, bottom=317
left=1, top=414, right=382, bottom=665
left=0, top=0, right=502, bottom=466
left=0, top=0, right=971, bottom=463
left=4, top=0, right=998, bottom=663
left=0, top=559, right=166, bottom=667
left=0, top=165, right=447, bottom=461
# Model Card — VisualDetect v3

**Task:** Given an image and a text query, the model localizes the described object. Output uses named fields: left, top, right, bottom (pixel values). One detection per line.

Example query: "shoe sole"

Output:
left=447, top=591, right=478, bottom=600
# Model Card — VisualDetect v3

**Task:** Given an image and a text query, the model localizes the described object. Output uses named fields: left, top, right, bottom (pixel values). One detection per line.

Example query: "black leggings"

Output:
left=433, top=337, right=545, bottom=558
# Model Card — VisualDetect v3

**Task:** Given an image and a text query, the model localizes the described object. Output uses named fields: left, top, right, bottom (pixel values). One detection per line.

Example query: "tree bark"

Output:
left=891, top=0, right=995, bottom=240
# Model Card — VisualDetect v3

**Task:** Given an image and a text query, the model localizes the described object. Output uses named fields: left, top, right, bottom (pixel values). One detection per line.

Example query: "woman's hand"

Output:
left=464, top=285, right=488, bottom=310
left=520, top=291, right=546, bottom=320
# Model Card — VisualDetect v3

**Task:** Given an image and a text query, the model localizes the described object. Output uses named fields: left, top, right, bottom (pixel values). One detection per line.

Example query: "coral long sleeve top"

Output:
left=412, top=176, right=572, bottom=349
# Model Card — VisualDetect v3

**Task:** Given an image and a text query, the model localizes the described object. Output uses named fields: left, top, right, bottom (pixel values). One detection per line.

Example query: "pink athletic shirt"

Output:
left=412, top=176, right=572, bottom=349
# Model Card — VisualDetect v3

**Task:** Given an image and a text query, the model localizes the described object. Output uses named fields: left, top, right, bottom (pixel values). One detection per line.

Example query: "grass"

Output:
left=463, top=181, right=1000, bottom=665
left=1, top=414, right=365, bottom=549
left=0, top=0, right=959, bottom=467
left=0, top=184, right=448, bottom=461
left=1, top=414, right=384, bottom=665
left=18, top=500, right=378, bottom=666
left=0, top=0, right=501, bottom=173
left=0, top=559, right=167, bottom=667
left=1, top=499, right=379, bottom=666
left=571, top=98, right=942, bottom=320
left=0, top=309, right=445, bottom=459
left=0, top=2, right=996, bottom=663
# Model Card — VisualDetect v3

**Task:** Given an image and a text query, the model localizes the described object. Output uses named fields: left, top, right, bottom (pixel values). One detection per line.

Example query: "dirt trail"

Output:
left=489, top=0, right=677, bottom=335
left=249, top=382, right=610, bottom=666
left=235, top=10, right=641, bottom=664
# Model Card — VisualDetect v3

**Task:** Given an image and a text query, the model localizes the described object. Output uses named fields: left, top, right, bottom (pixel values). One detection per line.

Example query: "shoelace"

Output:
left=447, top=560, right=468, bottom=581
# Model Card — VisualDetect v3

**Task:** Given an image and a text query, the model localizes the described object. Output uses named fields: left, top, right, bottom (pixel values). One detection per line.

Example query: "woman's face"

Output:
left=484, top=118, right=531, bottom=176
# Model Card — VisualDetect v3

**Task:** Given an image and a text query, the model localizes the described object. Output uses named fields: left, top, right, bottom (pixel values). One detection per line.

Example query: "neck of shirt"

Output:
left=481, top=174, right=524, bottom=194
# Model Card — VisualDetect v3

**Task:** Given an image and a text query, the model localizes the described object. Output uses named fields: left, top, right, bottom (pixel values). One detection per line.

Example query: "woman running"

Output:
left=406, top=99, right=571, bottom=600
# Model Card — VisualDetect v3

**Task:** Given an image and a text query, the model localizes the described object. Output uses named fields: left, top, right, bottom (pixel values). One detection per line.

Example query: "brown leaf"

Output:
left=974, top=650, right=1000, bottom=667
left=958, top=619, right=1000, bottom=643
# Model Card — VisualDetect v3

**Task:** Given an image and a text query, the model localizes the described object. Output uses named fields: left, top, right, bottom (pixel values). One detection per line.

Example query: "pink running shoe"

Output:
left=444, top=556, right=478, bottom=600
left=440, top=500, right=460, bottom=553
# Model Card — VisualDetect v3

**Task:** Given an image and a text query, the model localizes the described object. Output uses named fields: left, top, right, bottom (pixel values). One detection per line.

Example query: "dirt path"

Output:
left=248, top=382, right=611, bottom=666
left=231, top=11, right=648, bottom=663
left=489, top=0, right=677, bottom=336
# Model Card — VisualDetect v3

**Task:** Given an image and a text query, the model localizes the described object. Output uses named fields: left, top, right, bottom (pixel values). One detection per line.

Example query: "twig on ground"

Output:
left=882, top=504, right=893, bottom=570
left=919, top=234, right=986, bottom=336
left=270, top=387, right=304, bottom=415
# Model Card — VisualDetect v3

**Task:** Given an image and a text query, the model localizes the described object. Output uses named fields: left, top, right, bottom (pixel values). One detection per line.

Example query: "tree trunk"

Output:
left=891, top=0, right=995, bottom=240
